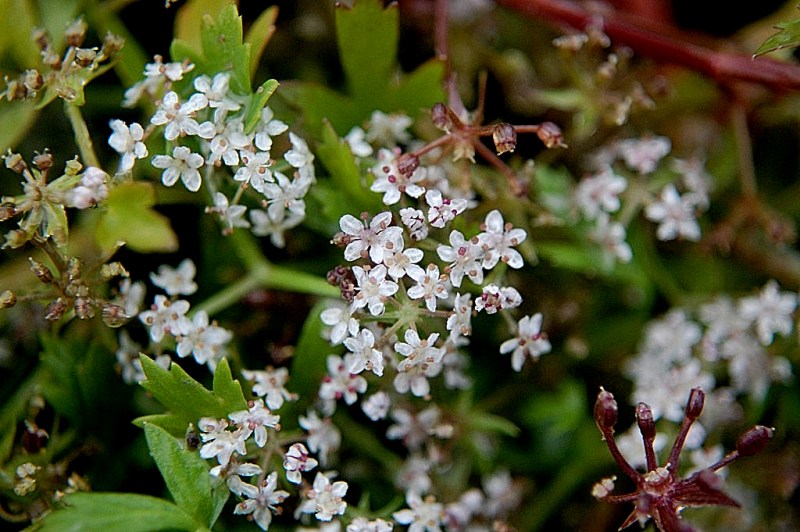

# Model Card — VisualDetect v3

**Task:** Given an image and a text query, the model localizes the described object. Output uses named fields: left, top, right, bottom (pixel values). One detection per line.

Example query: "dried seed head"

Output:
left=31, top=28, right=50, bottom=50
left=4, top=151, right=27, bottom=173
left=67, top=257, right=82, bottom=282
left=493, top=123, right=517, bottom=155
left=635, top=402, right=656, bottom=440
left=65, top=17, right=88, bottom=48
left=32, top=150, right=53, bottom=172
left=100, top=262, right=129, bottom=280
left=685, top=387, right=705, bottom=421
left=536, top=122, right=566, bottom=148
left=28, top=257, right=53, bottom=284
left=0, top=290, right=17, bottom=309
left=594, top=387, right=618, bottom=430
left=431, top=102, right=452, bottom=132
left=22, top=420, right=49, bottom=453
left=74, top=296, right=95, bottom=320
left=22, top=69, right=43, bottom=92
left=736, top=425, right=774, bottom=457
left=44, top=297, right=67, bottom=321
left=4, top=229, right=29, bottom=249
left=0, top=202, right=17, bottom=221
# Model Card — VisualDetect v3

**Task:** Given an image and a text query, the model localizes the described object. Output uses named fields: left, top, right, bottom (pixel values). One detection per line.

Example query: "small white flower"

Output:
left=152, top=146, right=204, bottom=192
left=150, top=259, right=197, bottom=296
left=108, top=120, right=148, bottom=173
left=339, top=211, right=402, bottom=263
left=319, top=355, right=367, bottom=406
left=347, top=517, right=393, bottom=532
left=406, top=263, right=449, bottom=312
left=250, top=207, right=304, bottom=248
left=590, top=213, right=632, bottom=263
left=399, top=207, right=429, bottom=241
left=207, top=192, right=250, bottom=232
left=233, top=471, right=289, bottom=530
left=299, top=410, right=341, bottom=466
left=65, top=167, right=109, bottom=209
left=254, top=107, right=288, bottom=152
left=320, top=302, right=360, bottom=345
left=370, top=148, right=426, bottom=205
left=436, top=230, right=484, bottom=288
left=261, top=170, right=312, bottom=221
left=234, top=149, right=273, bottom=193
left=151, top=91, right=212, bottom=141
left=193, top=73, right=241, bottom=117
left=351, top=264, right=398, bottom=316
left=285, top=132, right=315, bottom=172
left=175, top=310, right=232, bottom=367
left=297, top=472, right=348, bottom=521
left=242, top=366, right=297, bottom=410
left=345, top=126, right=373, bottom=158
left=283, top=442, right=318, bottom=484
left=228, top=399, right=281, bottom=448
left=478, top=209, right=527, bottom=269
left=361, top=391, right=391, bottom=421
left=198, top=418, right=247, bottom=467
left=138, top=295, right=191, bottom=342
left=393, top=492, right=444, bottom=532
left=425, top=189, right=467, bottom=228
left=366, top=110, right=412, bottom=146
left=738, top=280, right=798, bottom=346
left=446, top=293, right=473, bottom=340
left=500, top=313, right=552, bottom=371
left=474, top=284, right=522, bottom=314
left=574, top=167, right=627, bottom=219
left=207, top=117, right=251, bottom=167
left=616, top=135, right=671, bottom=174
left=644, top=184, right=701, bottom=241
left=343, top=328, right=384, bottom=376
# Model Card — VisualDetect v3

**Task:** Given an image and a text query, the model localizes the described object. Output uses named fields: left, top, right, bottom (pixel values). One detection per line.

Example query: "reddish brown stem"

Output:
left=494, top=0, right=800, bottom=91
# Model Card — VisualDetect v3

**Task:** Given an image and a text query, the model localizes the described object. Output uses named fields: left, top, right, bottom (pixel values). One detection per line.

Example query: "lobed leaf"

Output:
left=754, top=16, right=800, bottom=57
left=212, top=358, right=248, bottom=413
left=199, top=4, right=251, bottom=94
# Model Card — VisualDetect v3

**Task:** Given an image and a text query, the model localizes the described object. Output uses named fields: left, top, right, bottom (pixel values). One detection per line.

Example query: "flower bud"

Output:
left=736, top=425, right=774, bottom=457
left=635, top=402, right=656, bottom=441
left=4, top=229, right=29, bottom=249
left=22, top=69, right=43, bottom=92
left=31, top=27, right=50, bottom=50
left=397, top=153, right=419, bottom=177
left=65, top=17, right=87, bottom=48
left=684, top=387, right=705, bottom=421
left=0, top=290, right=17, bottom=308
left=28, top=257, right=53, bottom=284
left=4, top=152, right=27, bottom=173
left=431, top=103, right=452, bottom=131
left=101, top=32, right=125, bottom=58
left=493, top=123, right=517, bottom=155
left=32, top=151, right=53, bottom=172
left=100, top=262, right=129, bottom=280
left=74, top=296, right=95, bottom=320
left=594, top=387, right=618, bottom=430
left=0, top=202, right=16, bottom=221
left=74, top=48, right=97, bottom=68
left=535, top=121, right=566, bottom=148
left=101, top=303, right=127, bottom=327
left=44, top=297, right=67, bottom=321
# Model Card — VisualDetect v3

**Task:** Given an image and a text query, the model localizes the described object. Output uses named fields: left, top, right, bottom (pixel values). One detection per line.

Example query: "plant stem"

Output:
left=63, top=102, right=100, bottom=169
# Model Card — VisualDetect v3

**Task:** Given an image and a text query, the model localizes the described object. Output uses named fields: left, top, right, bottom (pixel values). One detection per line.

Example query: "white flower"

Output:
left=198, top=418, right=247, bottom=467
left=478, top=209, right=527, bottom=269
left=175, top=310, right=232, bottom=367
left=500, top=313, right=551, bottom=371
left=242, top=366, right=297, bottom=410
left=345, top=126, right=373, bottom=158
left=394, top=330, right=445, bottom=397
left=108, top=120, right=148, bottom=173
left=386, top=406, right=451, bottom=450
left=366, top=110, right=412, bottom=146
left=206, top=117, right=251, bottom=167
left=254, top=107, right=288, bottom=152
left=436, top=230, right=483, bottom=287
left=361, top=391, right=391, bottom=421
left=150, top=258, right=197, bottom=296
left=738, top=280, right=798, bottom=346
left=474, top=284, right=522, bottom=314
left=393, top=492, right=444, bottom=532
left=343, top=328, right=384, bottom=376
left=297, top=472, right=348, bottom=521
left=446, top=293, right=473, bottom=340
left=228, top=399, right=281, bottom=448
left=339, top=211, right=402, bottom=263
left=207, top=192, right=250, bottom=232
left=320, top=302, right=360, bottom=345
left=574, top=167, right=627, bottom=219
left=399, top=207, right=428, bottom=241
left=347, top=517, right=393, bottom=532
left=425, top=189, right=467, bottom=228
left=351, top=264, right=398, bottom=316
left=319, top=355, right=367, bottom=406
left=590, top=213, right=632, bottom=263
left=115, top=278, right=146, bottom=319
left=150, top=91, right=213, bottom=141
left=285, top=132, right=315, bottom=173
left=283, top=442, right=318, bottom=484
left=250, top=207, right=304, bottom=248
left=193, top=73, right=241, bottom=117
left=615, top=135, right=671, bottom=174
left=138, top=295, right=191, bottom=342
left=65, top=167, right=109, bottom=209
left=234, top=149, right=273, bottom=193
left=261, top=170, right=312, bottom=221
left=644, top=184, right=701, bottom=241
left=299, top=410, right=341, bottom=466
left=151, top=146, right=204, bottom=192
left=370, top=148, right=426, bottom=205
left=382, top=237, right=425, bottom=281
left=406, top=263, right=449, bottom=312
left=233, top=472, right=289, bottom=530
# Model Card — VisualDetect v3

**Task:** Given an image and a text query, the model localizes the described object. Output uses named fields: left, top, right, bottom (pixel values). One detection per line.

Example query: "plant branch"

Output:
left=63, top=102, right=100, bottom=169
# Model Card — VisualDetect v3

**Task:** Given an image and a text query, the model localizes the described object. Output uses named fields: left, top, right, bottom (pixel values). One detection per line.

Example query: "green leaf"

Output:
left=755, top=15, right=800, bottom=57
left=95, top=182, right=178, bottom=254
left=0, top=0, right=39, bottom=69
left=280, top=0, right=444, bottom=137
left=144, top=423, right=227, bottom=528
left=466, top=412, right=520, bottom=437
left=199, top=4, right=251, bottom=94
left=243, top=78, right=280, bottom=134
left=139, top=355, right=223, bottom=426
left=36, top=492, right=199, bottom=532
left=174, top=0, right=231, bottom=53
left=244, top=6, right=279, bottom=78
left=212, top=358, right=248, bottom=413
left=0, top=100, right=38, bottom=151
left=132, top=413, right=189, bottom=437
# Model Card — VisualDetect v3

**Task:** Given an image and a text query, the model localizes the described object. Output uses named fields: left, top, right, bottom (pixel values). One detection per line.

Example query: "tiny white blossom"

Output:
left=436, top=230, right=483, bottom=288
left=297, top=472, right=348, bottom=521
left=366, top=110, right=412, bottom=146
left=590, top=213, right=632, bottom=263
left=347, top=517, right=393, bottom=532
left=262, top=170, right=312, bottom=221
left=65, top=167, right=109, bottom=209
left=242, top=366, right=297, bottom=410
left=138, top=295, right=191, bottom=342
left=343, top=328, right=384, bottom=376
left=285, top=132, right=315, bottom=180
left=299, top=410, right=341, bottom=466
left=361, top=391, right=391, bottom=421
left=616, top=135, right=671, bottom=174
left=574, top=167, right=627, bottom=219
left=370, top=148, right=426, bottom=205
left=108, top=120, right=148, bottom=173
left=207, top=192, right=250, bottom=232
left=283, top=442, right=318, bottom=484
left=175, top=310, right=232, bottom=367
left=254, top=107, right=288, bottom=152
left=474, top=284, right=522, bottom=314
left=644, top=184, right=701, bottom=241
left=393, top=492, right=444, bottom=532
left=152, top=146, right=204, bottom=192
left=207, top=117, right=251, bottom=167
left=198, top=418, right=247, bottom=467
left=406, top=263, right=449, bottom=312
left=738, top=280, right=798, bottom=346
left=478, top=209, right=527, bottom=269
left=425, top=189, right=467, bottom=228
left=319, top=355, right=368, bottom=406
left=233, top=471, right=289, bottom=530
left=399, top=207, right=429, bottom=241
left=234, top=149, right=273, bottom=193
left=446, top=293, right=473, bottom=340
left=320, top=302, right=360, bottom=345
left=193, top=73, right=241, bottom=117
left=250, top=208, right=304, bottom=248
left=151, top=91, right=212, bottom=141
left=351, top=264, right=398, bottom=316
left=500, top=313, right=552, bottom=371
left=150, top=259, right=197, bottom=296
left=345, top=126, right=373, bottom=158
left=339, top=211, right=402, bottom=263
left=229, top=399, right=281, bottom=448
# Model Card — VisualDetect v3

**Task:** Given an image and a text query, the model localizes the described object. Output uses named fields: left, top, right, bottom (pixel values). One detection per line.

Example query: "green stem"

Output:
left=64, top=102, right=100, bottom=168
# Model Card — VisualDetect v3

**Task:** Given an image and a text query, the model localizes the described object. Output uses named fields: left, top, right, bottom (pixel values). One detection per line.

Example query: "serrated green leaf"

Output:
left=243, top=78, right=279, bottom=134
left=144, top=423, right=226, bottom=528
left=200, top=4, right=250, bottom=94
left=337, top=0, right=398, bottom=105
left=212, top=358, right=248, bottom=413
left=174, top=0, right=231, bottom=53
left=36, top=492, right=199, bottom=532
left=132, top=413, right=189, bottom=437
left=139, top=355, right=224, bottom=425
left=755, top=17, right=800, bottom=56
left=95, top=182, right=178, bottom=254
left=244, top=6, right=279, bottom=78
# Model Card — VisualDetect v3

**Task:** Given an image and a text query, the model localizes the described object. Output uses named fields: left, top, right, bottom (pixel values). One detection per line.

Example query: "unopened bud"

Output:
left=28, top=257, right=53, bottom=284
left=23, top=69, right=43, bottom=92
left=65, top=18, right=87, bottom=48
left=685, top=387, right=705, bottom=420
left=74, top=48, right=97, bottom=68
left=4, top=229, right=29, bottom=249
left=4, top=152, right=27, bottom=173
left=101, top=32, right=125, bottom=58
left=101, top=303, right=127, bottom=327
left=74, top=296, right=95, bottom=320
left=100, top=262, right=129, bottom=280
left=397, top=153, right=419, bottom=177
left=66, top=257, right=82, bottom=282
left=44, top=297, right=67, bottom=321
left=0, top=202, right=16, bottom=221
left=32, top=151, right=53, bottom=172
left=31, top=28, right=49, bottom=50
left=3, top=78, right=27, bottom=101
left=431, top=103, right=452, bottom=131
left=736, top=425, right=774, bottom=457
left=635, top=403, right=656, bottom=440
left=493, top=123, right=517, bottom=155
left=330, top=232, right=351, bottom=248
left=0, top=290, right=17, bottom=308
left=535, top=122, right=566, bottom=148
left=64, top=157, right=82, bottom=176
left=594, top=387, right=618, bottom=430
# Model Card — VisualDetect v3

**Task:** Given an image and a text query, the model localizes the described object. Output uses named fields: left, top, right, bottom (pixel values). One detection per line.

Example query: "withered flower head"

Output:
left=592, top=387, right=774, bottom=532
